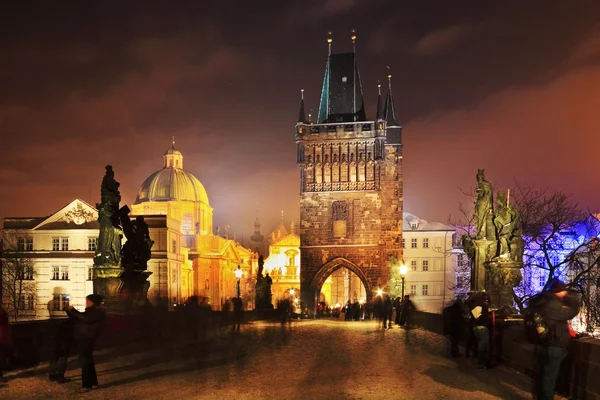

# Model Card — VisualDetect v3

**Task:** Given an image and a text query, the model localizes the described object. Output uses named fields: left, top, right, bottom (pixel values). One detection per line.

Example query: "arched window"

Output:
left=350, top=162, right=357, bottom=182
left=341, top=162, right=348, bottom=182
left=324, top=163, right=331, bottom=183
left=315, top=167, right=322, bottom=183
left=358, top=162, right=366, bottom=182
left=366, top=162, right=374, bottom=181
left=332, top=163, right=340, bottom=182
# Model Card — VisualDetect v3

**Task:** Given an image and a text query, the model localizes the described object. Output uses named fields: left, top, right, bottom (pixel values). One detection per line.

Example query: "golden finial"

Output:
left=301, top=88, right=304, bottom=100
left=378, top=83, right=381, bottom=95
left=172, top=135, right=175, bottom=149
left=351, top=28, right=357, bottom=43
left=327, top=31, right=333, bottom=44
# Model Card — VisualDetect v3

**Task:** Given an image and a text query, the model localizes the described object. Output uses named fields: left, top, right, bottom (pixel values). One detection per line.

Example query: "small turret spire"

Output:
left=384, top=73, right=401, bottom=127
left=298, top=88, right=308, bottom=123
left=376, top=82, right=383, bottom=120
left=172, top=136, right=175, bottom=149
left=327, top=31, right=332, bottom=56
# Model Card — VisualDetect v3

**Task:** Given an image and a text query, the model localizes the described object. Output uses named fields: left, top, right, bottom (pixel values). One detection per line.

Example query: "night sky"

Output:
left=2, top=1, right=599, bottom=238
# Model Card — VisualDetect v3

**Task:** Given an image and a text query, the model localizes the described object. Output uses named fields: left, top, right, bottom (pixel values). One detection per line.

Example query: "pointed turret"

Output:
left=384, top=74, right=402, bottom=145
left=317, top=32, right=367, bottom=123
left=384, top=75, right=401, bottom=127
left=298, top=89, right=308, bottom=123
left=376, top=83, right=383, bottom=120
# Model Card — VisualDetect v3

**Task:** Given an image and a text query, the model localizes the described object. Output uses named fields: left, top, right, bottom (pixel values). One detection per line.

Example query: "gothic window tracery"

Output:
left=324, top=163, right=331, bottom=183
left=350, top=162, right=357, bottom=182
left=332, top=201, right=348, bottom=238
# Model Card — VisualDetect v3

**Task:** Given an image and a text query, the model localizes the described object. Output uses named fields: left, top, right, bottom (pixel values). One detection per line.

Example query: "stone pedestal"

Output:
left=484, top=259, right=523, bottom=311
left=472, top=239, right=495, bottom=291
left=93, top=266, right=152, bottom=312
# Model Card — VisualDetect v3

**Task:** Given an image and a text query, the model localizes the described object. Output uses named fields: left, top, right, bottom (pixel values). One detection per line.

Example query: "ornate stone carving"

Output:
left=332, top=201, right=348, bottom=221
left=64, top=202, right=95, bottom=225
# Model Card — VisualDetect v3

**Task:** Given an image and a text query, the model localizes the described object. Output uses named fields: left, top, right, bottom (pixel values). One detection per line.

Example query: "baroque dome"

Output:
left=135, top=145, right=209, bottom=205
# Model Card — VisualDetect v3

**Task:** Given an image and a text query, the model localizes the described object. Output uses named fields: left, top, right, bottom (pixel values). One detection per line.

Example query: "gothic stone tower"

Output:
left=296, top=38, right=403, bottom=313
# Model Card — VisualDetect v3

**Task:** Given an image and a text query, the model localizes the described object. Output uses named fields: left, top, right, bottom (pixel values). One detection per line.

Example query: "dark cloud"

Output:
left=1, top=0, right=600, bottom=237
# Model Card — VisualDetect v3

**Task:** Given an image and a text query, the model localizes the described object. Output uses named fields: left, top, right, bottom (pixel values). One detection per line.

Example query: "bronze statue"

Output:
left=474, top=169, right=494, bottom=240
left=120, top=206, right=154, bottom=270
left=94, top=165, right=123, bottom=267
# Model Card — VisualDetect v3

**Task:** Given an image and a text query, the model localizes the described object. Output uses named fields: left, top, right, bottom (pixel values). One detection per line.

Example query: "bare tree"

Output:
left=0, top=233, right=37, bottom=321
left=452, top=180, right=600, bottom=334
left=447, top=198, right=477, bottom=296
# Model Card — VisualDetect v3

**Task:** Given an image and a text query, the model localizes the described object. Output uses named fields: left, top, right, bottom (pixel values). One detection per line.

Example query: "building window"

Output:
left=18, top=294, right=35, bottom=311
left=538, top=271, right=546, bottom=287
left=457, top=254, right=464, bottom=266
left=52, top=294, right=70, bottom=311
left=182, top=213, right=193, bottom=231
left=52, top=238, right=60, bottom=251
left=52, top=266, right=60, bottom=280
left=422, top=284, right=429, bottom=296
left=332, top=201, right=348, bottom=238
left=410, top=260, right=417, bottom=271
left=410, top=285, right=417, bottom=296
left=172, top=239, right=177, bottom=254
left=88, top=237, right=97, bottom=251
left=17, top=238, right=33, bottom=251
left=60, top=266, right=69, bottom=280
left=423, top=238, right=429, bottom=248
left=411, top=238, right=417, bottom=249
left=88, top=266, right=93, bottom=281
left=402, top=238, right=405, bottom=249
left=19, top=265, right=34, bottom=280
left=61, top=237, right=69, bottom=251
left=422, top=260, right=429, bottom=271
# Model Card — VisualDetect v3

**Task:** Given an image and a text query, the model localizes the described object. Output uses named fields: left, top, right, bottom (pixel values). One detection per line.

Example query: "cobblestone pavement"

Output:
left=1, top=320, right=536, bottom=400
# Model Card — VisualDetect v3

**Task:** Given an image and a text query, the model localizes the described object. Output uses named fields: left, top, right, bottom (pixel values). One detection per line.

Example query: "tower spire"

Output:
left=298, top=88, right=307, bottom=123
left=384, top=74, right=400, bottom=127
left=376, top=83, right=383, bottom=120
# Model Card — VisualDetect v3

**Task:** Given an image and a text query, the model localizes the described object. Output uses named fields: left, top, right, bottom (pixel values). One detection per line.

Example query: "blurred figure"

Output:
left=0, top=305, right=12, bottom=384
left=48, top=318, right=74, bottom=383
left=382, top=295, right=393, bottom=329
left=400, top=295, right=414, bottom=328
left=443, top=299, right=465, bottom=357
left=66, top=294, right=105, bottom=392
left=394, top=296, right=402, bottom=325
left=471, top=296, right=490, bottom=369
left=232, top=297, right=243, bottom=332
left=530, top=281, right=581, bottom=400
left=222, top=297, right=231, bottom=331
left=184, top=296, right=200, bottom=340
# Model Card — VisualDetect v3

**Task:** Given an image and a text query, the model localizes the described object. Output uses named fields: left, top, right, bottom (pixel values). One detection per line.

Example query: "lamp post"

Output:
left=399, top=263, right=408, bottom=299
left=234, top=265, right=243, bottom=298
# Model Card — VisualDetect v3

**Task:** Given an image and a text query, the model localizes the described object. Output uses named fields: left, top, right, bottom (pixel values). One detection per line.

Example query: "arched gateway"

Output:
left=306, top=257, right=371, bottom=307
left=295, top=42, right=404, bottom=315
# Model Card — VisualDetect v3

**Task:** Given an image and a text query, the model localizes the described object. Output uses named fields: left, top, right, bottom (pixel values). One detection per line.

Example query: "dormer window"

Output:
left=410, top=221, right=419, bottom=230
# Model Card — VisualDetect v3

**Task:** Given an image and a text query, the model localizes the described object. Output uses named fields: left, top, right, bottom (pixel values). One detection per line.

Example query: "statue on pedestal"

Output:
left=474, top=169, right=494, bottom=240
left=120, top=208, right=154, bottom=271
left=94, top=165, right=123, bottom=268
left=255, top=256, right=273, bottom=310
left=469, top=170, right=524, bottom=310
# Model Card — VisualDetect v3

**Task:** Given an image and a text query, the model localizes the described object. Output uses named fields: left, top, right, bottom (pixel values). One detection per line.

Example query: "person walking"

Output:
left=0, top=305, right=12, bottom=384
left=66, top=294, right=105, bottom=392
left=530, top=281, right=580, bottom=400
left=382, top=295, right=393, bottom=329
left=232, top=297, right=243, bottom=332
left=444, top=299, right=465, bottom=357
left=471, top=296, right=490, bottom=369
left=48, top=318, right=74, bottom=383
left=400, top=295, right=414, bottom=328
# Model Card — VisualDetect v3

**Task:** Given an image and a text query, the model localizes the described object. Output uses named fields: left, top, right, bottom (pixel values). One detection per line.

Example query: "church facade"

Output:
left=295, top=38, right=403, bottom=312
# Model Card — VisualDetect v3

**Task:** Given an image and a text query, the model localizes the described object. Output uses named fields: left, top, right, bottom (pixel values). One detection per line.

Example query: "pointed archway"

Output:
left=301, top=257, right=374, bottom=313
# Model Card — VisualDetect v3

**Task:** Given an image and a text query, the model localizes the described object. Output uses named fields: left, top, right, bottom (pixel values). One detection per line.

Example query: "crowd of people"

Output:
left=0, top=293, right=105, bottom=392
left=442, top=280, right=581, bottom=400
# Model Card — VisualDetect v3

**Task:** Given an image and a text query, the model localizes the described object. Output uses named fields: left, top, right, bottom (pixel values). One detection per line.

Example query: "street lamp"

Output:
left=376, top=289, right=383, bottom=297
left=399, top=263, right=408, bottom=299
left=289, top=288, right=295, bottom=296
left=234, top=265, right=243, bottom=298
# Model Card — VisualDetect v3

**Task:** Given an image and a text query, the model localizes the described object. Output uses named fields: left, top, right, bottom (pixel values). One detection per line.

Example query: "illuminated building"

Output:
left=1, top=144, right=257, bottom=319
left=401, top=213, right=456, bottom=313
left=295, top=34, right=403, bottom=312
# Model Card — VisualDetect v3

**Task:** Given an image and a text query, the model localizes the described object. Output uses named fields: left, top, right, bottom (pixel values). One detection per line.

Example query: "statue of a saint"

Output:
left=493, top=190, right=518, bottom=257
left=474, top=169, right=494, bottom=240
left=94, top=165, right=123, bottom=268
left=120, top=209, right=154, bottom=270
